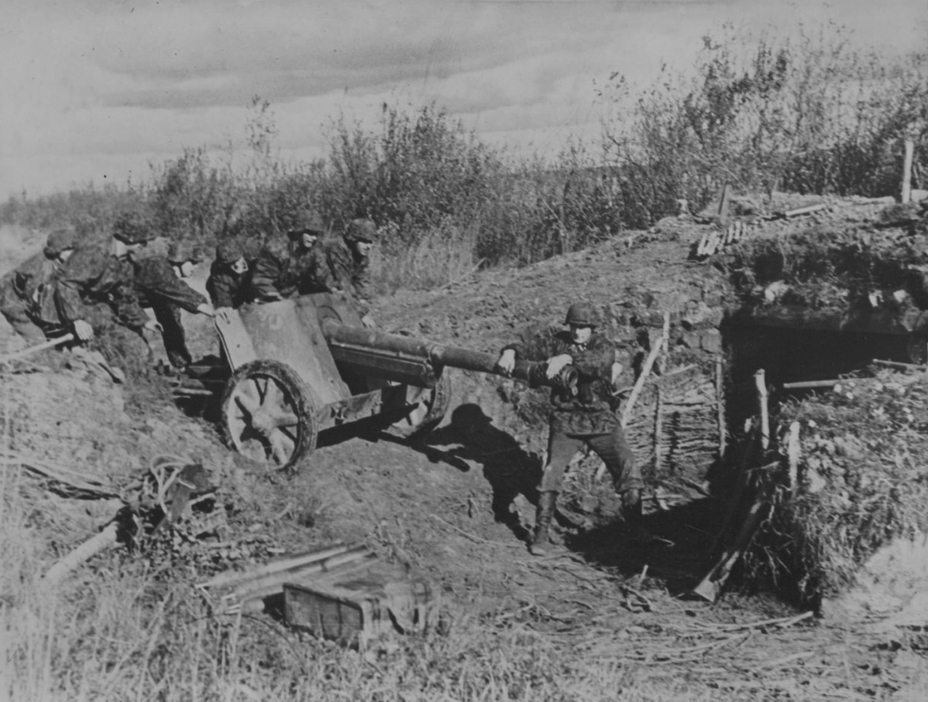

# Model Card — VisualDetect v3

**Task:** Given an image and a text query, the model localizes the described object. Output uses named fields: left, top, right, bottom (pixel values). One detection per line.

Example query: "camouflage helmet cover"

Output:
left=564, top=301, right=599, bottom=327
left=288, top=209, right=326, bottom=236
left=112, top=210, right=157, bottom=244
left=216, top=239, right=245, bottom=265
left=44, top=226, right=78, bottom=257
left=168, top=240, right=206, bottom=264
left=344, top=218, right=377, bottom=243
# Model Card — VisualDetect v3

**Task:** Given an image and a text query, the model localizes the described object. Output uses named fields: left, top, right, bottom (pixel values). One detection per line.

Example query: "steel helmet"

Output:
left=344, top=218, right=378, bottom=243
left=44, top=226, right=78, bottom=257
left=216, top=239, right=245, bottom=265
left=168, top=241, right=206, bottom=264
left=112, top=210, right=157, bottom=244
left=564, top=302, right=599, bottom=327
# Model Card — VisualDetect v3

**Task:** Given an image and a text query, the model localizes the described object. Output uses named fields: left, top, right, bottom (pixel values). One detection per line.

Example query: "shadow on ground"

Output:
left=568, top=496, right=728, bottom=595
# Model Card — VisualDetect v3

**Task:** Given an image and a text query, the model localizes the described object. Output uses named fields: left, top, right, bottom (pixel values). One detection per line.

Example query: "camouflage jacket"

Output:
left=206, top=261, right=250, bottom=309
left=504, top=326, right=619, bottom=434
left=319, top=236, right=373, bottom=308
left=54, top=244, right=150, bottom=330
left=133, top=256, right=207, bottom=313
left=0, top=253, right=62, bottom=326
left=250, top=235, right=327, bottom=302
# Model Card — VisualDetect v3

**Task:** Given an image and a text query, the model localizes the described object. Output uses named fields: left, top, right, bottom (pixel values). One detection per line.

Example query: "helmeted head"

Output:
left=216, top=240, right=248, bottom=275
left=44, top=226, right=78, bottom=261
left=564, top=302, right=598, bottom=344
left=344, top=218, right=377, bottom=257
left=288, top=209, right=326, bottom=250
left=112, top=210, right=156, bottom=259
left=168, top=241, right=206, bottom=277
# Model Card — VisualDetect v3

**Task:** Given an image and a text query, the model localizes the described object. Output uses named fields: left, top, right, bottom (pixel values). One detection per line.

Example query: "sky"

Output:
left=1, top=0, right=926, bottom=201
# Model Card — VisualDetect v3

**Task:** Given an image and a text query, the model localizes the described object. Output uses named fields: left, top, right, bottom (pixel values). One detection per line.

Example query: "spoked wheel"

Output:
left=220, top=360, right=318, bottom=472
left=387, top=373, right=453, bottom=440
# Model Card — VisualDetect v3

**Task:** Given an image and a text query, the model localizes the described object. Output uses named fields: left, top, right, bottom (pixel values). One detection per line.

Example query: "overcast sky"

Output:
left=1, top=0, right=925, bottom=201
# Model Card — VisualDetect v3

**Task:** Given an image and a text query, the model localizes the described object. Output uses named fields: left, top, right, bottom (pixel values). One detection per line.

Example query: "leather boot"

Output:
left=529, top=491, right=558, bottom=556
left=622, top=489, right=659, bottom=546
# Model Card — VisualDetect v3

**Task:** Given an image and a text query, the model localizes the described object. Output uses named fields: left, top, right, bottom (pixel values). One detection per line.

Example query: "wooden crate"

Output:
left=283, top=557, right=439, bottom=648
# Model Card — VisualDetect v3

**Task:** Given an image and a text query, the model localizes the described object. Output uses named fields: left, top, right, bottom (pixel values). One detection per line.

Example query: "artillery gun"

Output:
left=214, top=293, right=576, bottom=471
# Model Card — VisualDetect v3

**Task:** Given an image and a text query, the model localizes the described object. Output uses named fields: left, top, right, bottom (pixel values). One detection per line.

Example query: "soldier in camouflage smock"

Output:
left=250, top=210, right=328, bottom=302
left=133, top=241, right=214, bottom=368
left=0, top=227, right=77, bottom=343
left=206, top=239, right=251, bottom=312
left=318, top=218, right=377, bottom=327
left=0, top=227, right=78, bottom=343
left=54, top=212, right=160, bottom=344
left=497, top=302, right=649, bottom=555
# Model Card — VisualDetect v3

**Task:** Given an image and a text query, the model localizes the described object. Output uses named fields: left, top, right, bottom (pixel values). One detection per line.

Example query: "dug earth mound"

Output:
left=5, top=194, right=928, bottom=699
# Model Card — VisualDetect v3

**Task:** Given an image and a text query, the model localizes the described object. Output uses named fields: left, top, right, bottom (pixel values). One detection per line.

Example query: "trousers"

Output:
left=538, top=421, right=642, bottom=495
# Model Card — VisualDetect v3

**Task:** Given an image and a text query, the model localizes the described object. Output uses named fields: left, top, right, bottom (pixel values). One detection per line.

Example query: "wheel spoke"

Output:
left=278, top=424, right=299, bottom=442
left=268, top=431, right=293, bottom=466
left=252, top=377, right=269, bottom=404
left=234, top=392, right=259, bottom=416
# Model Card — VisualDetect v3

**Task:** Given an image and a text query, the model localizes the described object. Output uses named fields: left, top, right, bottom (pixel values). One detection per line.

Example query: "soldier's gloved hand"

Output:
left=215, top=307, right=234, bottom=325
left=72, top=319, right=94, bottom=341
left=545, top=354, right=573, bottom=379
left=143, top=320, right=164, bottom=334
left=360, top=313, right=376, bottom=329
left=196, top=303, right=215, bottom=317
left=496, top=349, right=516, bottom=376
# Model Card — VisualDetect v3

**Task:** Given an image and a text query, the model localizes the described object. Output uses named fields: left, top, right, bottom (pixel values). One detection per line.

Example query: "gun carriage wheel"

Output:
left=221, top=360, right=318, bottom=471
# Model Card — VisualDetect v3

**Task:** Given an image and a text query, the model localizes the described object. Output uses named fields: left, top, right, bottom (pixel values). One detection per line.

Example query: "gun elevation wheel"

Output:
left=221, top=360, right=318, bottom=471
left=387, top=373, right=452, bottom=440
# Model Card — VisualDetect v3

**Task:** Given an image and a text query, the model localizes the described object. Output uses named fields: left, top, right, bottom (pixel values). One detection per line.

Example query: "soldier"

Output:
left=54, top=212, right=161, bottom=344
left=206, top=239, right=251, bottom=317
left=0, top=226, right=78, bottom=342
left=495, top=302, right=650, bottom=556
left=133, top=241, right=214, bottom=369
left=318, top=218, right=377, bottom=327
left=250, top=209, right=328, bottom=303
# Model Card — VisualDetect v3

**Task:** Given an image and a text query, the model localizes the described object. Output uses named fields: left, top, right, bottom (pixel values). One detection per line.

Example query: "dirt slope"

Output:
left=5, top=209, right=928, bottom=699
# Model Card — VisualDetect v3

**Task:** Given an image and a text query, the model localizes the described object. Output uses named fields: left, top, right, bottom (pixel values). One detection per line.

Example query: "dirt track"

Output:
left=3, top=210, right=928, bottom=699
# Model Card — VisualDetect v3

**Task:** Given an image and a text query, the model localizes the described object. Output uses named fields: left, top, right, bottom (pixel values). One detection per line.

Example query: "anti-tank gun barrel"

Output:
left=320, top=319, right=577, bottom=393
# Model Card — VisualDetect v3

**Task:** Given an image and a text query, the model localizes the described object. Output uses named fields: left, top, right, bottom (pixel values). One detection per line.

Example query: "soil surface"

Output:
left=3, top=203, right=928, bottom=699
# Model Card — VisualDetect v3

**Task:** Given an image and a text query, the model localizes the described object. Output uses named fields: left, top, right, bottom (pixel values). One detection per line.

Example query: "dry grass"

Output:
left=743, top=369, right=928, bottom=608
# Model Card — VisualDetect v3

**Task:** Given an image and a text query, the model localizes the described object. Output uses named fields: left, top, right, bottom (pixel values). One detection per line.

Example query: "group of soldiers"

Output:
left=0, top=209, right=651, bottom=554
left=0, top=208, right=378, bottom=368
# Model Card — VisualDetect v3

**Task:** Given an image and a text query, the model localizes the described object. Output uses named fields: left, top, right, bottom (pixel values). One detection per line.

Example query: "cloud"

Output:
left=2, top=0, right=926, bottom=199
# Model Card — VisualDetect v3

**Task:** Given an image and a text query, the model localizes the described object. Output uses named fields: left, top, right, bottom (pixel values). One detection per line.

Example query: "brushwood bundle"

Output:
left=744, top=369, right=928, bottom=608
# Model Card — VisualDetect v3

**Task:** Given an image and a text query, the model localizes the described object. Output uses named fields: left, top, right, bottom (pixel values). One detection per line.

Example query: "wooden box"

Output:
left=283, top=557, right=439, bottom=648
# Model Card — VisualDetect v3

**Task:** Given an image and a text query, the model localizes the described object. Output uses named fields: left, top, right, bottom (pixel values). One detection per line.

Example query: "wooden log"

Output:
left=872, top=358, right=928, bottom=371
left=621, top=312, right=670, bottom=429
left=231, top=548, right=374, bottom=603
left=755, top=370, right=769, bottom=452
left=782, top=379, right=839, bottom=390
left=0, top=333, right=74, bottom=365
left=42, top=521, right=120, bottom=587
left=781, top=203, right=828, bottom=218
left=715, top=358, right=727, bottom=458
left=203, top=542, right=363, bottom=591
left=787, top=421, right=800, bottom=496
left=902, top=139, right=915, bottom=204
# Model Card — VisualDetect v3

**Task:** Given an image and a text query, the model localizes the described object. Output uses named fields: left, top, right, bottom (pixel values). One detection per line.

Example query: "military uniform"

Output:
left=504, top=326, right=641, bottom=496
left=133, top=255, right=208, bottom=367
left=319, top=235, right=373, bottom=306
left=54, top=243, right=150, bottom=333
left=502, top=302, right=648, bottom=555
left=250, top=234, right=327, bottom=301
left=0, top=253, right=62, bottom=342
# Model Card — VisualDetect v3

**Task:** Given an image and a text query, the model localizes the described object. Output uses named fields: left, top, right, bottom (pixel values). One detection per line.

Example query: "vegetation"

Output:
left=2, top=24, right=924, bottom=294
